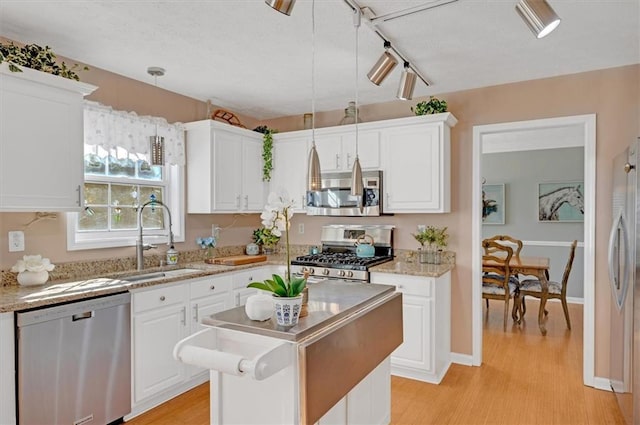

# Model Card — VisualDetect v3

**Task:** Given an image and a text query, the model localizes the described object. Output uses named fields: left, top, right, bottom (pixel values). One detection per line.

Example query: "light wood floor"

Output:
left=127, top=300, right=624, bottom=425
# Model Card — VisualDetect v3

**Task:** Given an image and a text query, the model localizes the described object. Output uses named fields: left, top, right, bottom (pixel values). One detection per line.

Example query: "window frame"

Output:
left=67, top=164, right=184, bottom=251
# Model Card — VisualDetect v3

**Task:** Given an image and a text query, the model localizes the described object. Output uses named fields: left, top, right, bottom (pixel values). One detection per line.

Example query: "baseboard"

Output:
left=593, top=376, right=614, bottom=391
left=451, top=352, right=474, bottom=366
left=125, top=373, right=209, bottom=420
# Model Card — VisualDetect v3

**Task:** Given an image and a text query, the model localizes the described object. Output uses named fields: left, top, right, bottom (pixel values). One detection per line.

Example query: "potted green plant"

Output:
left=248, top=190, right=307, bottom=326
left=252, top=227, right=280, bottom=254
left=411, top=96, right=448, bottom=115
left=253, top=126, right=277, bottom=182
left=0, top=41, right=88, bottom=80
left=412, top=226, right=448, bottom=264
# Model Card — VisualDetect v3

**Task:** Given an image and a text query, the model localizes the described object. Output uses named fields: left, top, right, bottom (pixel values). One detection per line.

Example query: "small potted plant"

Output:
left=411, top=96, right=448, bottom=116
left=196, top=236, right=217, bottom=263
left=247, top=190, right=307, bottom=326
left=412, top=226, right=448, bottom=264
left=252, top=227, right=280, bottom=255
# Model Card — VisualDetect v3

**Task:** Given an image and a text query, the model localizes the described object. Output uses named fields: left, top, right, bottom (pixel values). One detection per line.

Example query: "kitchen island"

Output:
left=174, top=278, right=403, bottom=425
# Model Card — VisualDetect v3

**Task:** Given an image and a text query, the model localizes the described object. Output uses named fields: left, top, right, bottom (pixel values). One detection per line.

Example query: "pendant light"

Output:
left=265, top=0, right=295, bottom=16
left=147, top=66, right=165, bottom=166
left=306, top=0, right=322, bottom=192
left=515, top=0, right=561, bottom=39
left=350, top=9, right=364, bottom=200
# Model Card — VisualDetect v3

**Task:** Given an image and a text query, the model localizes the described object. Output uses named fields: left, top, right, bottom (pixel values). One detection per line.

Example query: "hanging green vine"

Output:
left=253, top=125, right=277, bottom=182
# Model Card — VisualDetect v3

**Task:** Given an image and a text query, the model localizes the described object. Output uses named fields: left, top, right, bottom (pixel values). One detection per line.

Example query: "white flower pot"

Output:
left=273, top=294, right=303, bottom=326
left=17, top=270, right=49, bottom=286
left=245, top=293, right=273, bottom=321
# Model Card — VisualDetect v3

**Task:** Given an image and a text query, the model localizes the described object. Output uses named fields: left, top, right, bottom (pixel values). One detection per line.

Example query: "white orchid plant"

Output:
left=11, top=255, right=55, bottom=273
left=248, top=190, right=306, bottom=298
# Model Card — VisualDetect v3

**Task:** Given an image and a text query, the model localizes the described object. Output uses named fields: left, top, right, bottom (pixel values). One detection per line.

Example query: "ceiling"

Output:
left=0, top=1, right=638, bottom=120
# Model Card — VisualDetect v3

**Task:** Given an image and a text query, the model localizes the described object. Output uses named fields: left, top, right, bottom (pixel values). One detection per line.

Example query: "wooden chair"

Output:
left=517, top=240, right=577, bottom=329
left=482, top=240, right=519, bottom=331
left=482, top=235, right=522, bottom=302
left=483, top=235, right=524, bottom=257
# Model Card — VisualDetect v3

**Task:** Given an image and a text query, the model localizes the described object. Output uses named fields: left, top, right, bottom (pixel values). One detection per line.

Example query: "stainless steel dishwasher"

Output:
left=16, top=292, right=131, bottom=425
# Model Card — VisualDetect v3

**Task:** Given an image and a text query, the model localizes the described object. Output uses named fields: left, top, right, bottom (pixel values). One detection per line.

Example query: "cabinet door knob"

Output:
left=210, top=285, right=216, bottom=290
left=159, top=295, right=166, bottom=301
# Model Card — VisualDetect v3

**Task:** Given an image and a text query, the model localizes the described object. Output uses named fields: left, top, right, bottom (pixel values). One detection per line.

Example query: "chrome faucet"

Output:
left=137, top=199, right=174, bottom=271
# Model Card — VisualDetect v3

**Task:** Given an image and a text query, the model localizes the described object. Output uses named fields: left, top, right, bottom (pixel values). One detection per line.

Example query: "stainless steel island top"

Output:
left=202, top=279, right=397, bottom=342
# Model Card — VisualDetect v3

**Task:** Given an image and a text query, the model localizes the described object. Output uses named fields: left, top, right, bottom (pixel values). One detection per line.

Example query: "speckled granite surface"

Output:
left=0, top=246, right=455, bottom=313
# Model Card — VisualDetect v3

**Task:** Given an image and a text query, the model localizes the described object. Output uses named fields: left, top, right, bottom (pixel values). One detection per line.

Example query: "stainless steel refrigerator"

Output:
left=609, top=138, right=640, bottom=424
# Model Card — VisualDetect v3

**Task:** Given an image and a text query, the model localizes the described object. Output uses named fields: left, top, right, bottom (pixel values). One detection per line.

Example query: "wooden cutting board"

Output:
left=209, top=254, right=267, bottom=266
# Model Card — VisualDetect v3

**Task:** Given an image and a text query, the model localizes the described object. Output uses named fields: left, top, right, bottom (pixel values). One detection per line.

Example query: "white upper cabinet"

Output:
left=0, top=64, right=97, bottom=211
left=315, top=128, right=380, bottom=172
left=270, top=132, right=309, bottom=212
left=380, top=113, right=457, bottom=213
left=185, top=120, right=265, bottom=213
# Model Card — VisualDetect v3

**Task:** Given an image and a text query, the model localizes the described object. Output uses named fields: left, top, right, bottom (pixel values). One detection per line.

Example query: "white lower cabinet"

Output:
left=0, top=312, right=15, bottom=425
left=370, top=271, right=451, bottom=384
left=316, top=358, right=391, bottom=425
left=230, top=267, right=275, bottom=307
left=129, top=273, right=233, bottom=418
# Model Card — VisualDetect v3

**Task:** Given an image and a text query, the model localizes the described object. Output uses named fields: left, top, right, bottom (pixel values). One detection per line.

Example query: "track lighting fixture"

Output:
left=367, top=41, right=398, bottom=86
left=515, top=0, right=561, bottom=39
left=265, top=0, right=296, bottom=16
left=396, top=62, right=417, bottom=101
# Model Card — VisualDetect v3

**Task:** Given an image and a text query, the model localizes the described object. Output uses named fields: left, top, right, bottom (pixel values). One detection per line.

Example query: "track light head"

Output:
left=265, top=0, right=295, bottom=16
left=516, top=0, right=561, bottom=38
left=367, top=41, right=398, bottom=86
left=397, top=62, right=417, bottom=101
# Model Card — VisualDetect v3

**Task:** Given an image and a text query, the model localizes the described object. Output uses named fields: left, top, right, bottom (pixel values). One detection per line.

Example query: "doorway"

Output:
left=471, top=114, right=596, bottom=385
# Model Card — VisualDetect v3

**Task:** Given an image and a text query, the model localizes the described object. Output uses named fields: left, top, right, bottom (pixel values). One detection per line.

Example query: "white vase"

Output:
left=245, top=293, right=273, bottom=321
left=17, top=270, right=49, bottom=286
left=273, top=294, right=303, bottom=326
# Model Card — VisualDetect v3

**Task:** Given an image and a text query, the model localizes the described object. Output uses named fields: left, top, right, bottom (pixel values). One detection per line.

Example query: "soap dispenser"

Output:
left=166, top=245, right=178, bottom=265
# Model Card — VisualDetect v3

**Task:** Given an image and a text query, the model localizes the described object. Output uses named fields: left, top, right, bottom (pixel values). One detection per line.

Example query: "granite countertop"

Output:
left=0, top=252, right=454, bottom=313
left=205, top=279, right=397, bottom=342
left=370, top=258, right=454, bottom=277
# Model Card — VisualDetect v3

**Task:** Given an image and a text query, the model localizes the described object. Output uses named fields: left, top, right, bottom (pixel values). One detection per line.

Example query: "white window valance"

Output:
left=83, top=100, right=185, bottom=166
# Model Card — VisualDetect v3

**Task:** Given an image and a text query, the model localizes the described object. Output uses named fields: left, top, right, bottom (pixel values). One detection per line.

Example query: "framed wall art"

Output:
left=538, top=181, right=584, bottom=222
left=482, top=183, right=505, bottom=225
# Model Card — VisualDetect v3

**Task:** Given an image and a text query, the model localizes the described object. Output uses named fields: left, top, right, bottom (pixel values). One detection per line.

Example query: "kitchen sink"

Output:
left=121, top=268, right=203, bottom=283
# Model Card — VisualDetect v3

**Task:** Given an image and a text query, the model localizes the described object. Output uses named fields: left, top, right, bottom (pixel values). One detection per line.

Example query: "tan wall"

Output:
left=268, top=64, right=640, bottom=377
left=1, top=54, right=638, bottom=379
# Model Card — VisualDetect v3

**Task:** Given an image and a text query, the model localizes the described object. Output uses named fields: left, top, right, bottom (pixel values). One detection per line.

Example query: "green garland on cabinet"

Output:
left=253, top=125, right=277, bottom=182
left=0, top=41, right=88, bottom=81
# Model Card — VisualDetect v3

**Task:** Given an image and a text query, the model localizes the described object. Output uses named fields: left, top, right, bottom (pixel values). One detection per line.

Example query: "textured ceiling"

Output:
left=0, top=0, right=638, bottom=120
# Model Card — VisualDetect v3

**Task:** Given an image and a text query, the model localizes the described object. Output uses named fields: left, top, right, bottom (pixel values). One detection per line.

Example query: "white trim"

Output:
left=450, top=352, right=474, bottom=367
left=594, top=376, right=614, bottom=392
left=521, top=240, right=585, bottom=248
left=472, top=114, right=597, bottom=384
left=482, top=125, right=584, bottom=154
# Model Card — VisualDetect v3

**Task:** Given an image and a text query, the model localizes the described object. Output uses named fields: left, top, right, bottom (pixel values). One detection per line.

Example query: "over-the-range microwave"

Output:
left=305, top=170, right=384, bottom=216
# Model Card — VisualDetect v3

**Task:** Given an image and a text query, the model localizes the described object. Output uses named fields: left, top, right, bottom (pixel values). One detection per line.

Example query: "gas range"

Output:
left=290, top=225, right=394, bottom=282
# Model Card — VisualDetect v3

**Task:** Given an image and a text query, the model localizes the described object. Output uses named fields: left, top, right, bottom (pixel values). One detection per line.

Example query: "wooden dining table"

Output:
left=483, top=255, right=551, bottom=335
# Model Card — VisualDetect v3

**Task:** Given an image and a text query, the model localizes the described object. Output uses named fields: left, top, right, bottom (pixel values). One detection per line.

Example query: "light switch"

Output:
left=8, top=231, right=25, bottom=252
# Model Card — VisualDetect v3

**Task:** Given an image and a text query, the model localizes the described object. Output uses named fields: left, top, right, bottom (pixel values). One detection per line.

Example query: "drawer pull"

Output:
left=160, top=295, right=166, bottom=301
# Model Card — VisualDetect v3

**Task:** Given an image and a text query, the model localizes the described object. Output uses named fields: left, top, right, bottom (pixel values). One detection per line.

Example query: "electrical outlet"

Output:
left=8, top=231, right=25, bottom=252
left=298, top=223, right=305, bottom=234
left=212, top=224, right=220, bottom=238
left=417, top=225, right=426, bottom=232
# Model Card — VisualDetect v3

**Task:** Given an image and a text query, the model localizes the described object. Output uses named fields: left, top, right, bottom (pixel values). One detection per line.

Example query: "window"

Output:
left=67, top=144, right=184, bottom=251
